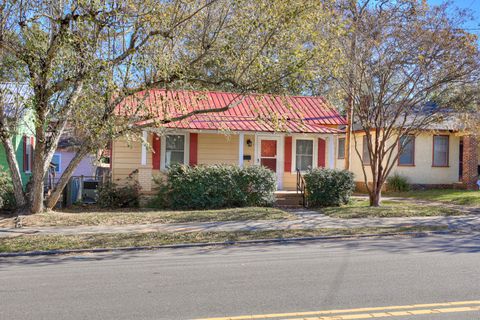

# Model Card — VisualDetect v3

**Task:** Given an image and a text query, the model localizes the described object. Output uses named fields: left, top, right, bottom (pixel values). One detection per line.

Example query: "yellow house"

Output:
left=339, top=122, right=480, bottom=190
left=111, top=89, right=346, bottom=193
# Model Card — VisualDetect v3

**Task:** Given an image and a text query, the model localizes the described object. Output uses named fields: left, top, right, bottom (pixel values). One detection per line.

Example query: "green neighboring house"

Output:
left=0, top=83, right=34, bottom=187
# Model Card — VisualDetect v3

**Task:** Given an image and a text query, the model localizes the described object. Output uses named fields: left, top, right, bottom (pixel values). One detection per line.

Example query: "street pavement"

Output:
left=1, top=233, right=480, bottom=319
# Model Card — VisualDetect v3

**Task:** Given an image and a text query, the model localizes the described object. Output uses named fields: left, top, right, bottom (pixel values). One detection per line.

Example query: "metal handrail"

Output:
left=296, top=169, right=307, bottom=207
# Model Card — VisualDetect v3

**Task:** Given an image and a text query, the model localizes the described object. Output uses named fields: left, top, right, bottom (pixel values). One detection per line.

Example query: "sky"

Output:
left=428, top=0, right=480, bottom=38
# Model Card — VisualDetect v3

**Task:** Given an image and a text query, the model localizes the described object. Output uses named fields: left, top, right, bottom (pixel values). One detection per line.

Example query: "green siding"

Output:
left=0, top=112, right=34, bottom=187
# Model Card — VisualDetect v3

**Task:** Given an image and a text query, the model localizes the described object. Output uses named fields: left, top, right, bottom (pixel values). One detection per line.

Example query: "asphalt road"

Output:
left=1, top=233, right=480, bottom=320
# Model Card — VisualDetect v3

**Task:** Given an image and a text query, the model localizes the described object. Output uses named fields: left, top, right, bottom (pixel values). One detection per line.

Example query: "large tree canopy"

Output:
left=317, top=0, right=480, bottom=206
left=0, top=0, right=343, bottom=213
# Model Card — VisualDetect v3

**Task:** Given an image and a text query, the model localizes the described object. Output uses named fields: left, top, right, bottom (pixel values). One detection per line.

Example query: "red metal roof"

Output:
left=117, top=89, right=346, bottom=134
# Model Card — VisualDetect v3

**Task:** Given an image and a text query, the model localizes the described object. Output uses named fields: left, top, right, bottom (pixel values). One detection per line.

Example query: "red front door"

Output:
left=260, top=139, right=277, bottom=172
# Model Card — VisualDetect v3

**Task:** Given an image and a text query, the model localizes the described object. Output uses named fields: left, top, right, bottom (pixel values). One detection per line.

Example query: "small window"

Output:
left=51, top=154, right=61, bottom=173
left=24, top=136, right=32, bottom=172
left=433, top=135, right=449, bottom=167
left=362, top=135, right=371, bottom=165
left=165, top=135, right=185, bottom=167
left=338, top=138, right=345, bottom=159
left=295, top=139, right=313, bottom=171
left=398, top=135, right=415, bottom=166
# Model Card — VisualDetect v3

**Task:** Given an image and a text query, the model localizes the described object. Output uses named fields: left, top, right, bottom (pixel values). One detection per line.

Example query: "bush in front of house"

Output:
left=158, top=164, right=276, bottom=209
left=387, top=173, right=410, bottom=192
left=304, top=168, right=355, bottom=207
left=97, top=176, right=141, bottom=208
left=0, top=168, right=15, bottom=210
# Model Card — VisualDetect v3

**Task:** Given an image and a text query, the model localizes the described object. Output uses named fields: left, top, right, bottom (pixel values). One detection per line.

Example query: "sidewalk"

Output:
left=1, top=209, right=479, bottom=238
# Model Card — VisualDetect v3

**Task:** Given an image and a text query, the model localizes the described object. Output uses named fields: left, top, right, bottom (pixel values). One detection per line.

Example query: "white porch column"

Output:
left=238, top=133, right=245, bottom=167
left=328, top=134, right=335, bottom=169
left=141, top=130, right=147, bottom=166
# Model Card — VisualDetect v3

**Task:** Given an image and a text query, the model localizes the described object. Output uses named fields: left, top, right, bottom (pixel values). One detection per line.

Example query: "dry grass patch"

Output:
left=321, top=199, right=464, bottom=219
left=0, top=207, right=293, bottom=228
left=0, top=226, right=447, bottom=253
left=386, top=189, right=480, bottom=207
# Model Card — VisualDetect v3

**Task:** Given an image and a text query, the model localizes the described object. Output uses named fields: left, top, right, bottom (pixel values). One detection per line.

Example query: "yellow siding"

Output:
left=112, top=136, right=152, bottom=184
left=347, top=132, right=461, bottom=185
left=283, top=172, right=297, bottom=190
left=197, top=133, right=239, bottom=165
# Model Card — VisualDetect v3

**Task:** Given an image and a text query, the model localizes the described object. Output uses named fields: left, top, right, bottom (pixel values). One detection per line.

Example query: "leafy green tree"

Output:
left=0, top=0, right=343, bottom=213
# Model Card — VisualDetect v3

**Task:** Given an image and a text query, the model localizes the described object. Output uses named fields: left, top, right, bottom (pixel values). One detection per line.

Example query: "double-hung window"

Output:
left=398, top=135, right=415, bottom=166
left=295, top=139, right=313, bottom=171
left=433, top=135, right=449, bottom=167
left=338, top=138, right=345, bottom=159
left=23, top=136, right=33, bottom=172
left=362, top=135, right=371, bottom=165
left=165, top=135, right=185, bottom=167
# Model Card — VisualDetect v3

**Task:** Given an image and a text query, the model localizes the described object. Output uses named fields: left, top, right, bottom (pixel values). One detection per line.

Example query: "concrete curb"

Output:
left=0, top=230, right=454, bottom=258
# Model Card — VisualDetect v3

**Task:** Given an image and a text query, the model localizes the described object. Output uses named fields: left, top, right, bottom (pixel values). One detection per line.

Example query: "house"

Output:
left=0, top=83, right=35, bottom=187
left=111, top=89, right=346, bottom=193
left=343, top=115, right=480, bottom=190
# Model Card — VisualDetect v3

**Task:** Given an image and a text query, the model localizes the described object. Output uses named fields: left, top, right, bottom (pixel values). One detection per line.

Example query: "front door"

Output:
left=260, top=139, right=277, bottom=172
left=257, top=136, right=283, bottom=189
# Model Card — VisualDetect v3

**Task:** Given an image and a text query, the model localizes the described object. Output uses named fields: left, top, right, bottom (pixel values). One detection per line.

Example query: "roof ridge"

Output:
left=144, top=88, right=329, bottom=100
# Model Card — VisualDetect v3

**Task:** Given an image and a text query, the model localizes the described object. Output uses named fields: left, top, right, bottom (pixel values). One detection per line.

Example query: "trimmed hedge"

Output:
left=304, top=168, right=355, bottom=207
left=0, top=168, right=15, bottom=210
left=154, top=164, right=276, bottom=209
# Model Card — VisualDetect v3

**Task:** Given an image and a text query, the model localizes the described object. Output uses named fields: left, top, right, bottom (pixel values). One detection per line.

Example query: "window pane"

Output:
left=362, top=136, right=371, bottom=165
left=338, top=138, right=345, bottom=159
left=296, top=140, right=313, bottom=171
left=52, top=155, right=61, bottom=172
left=296, top=140, right=313, bottom=155
left=398, top=136, right=414, bottom=165
left=433, top=136, right=449, bottom=166
left=166, top=135, right=185, bottom=151
left=296, top=155, right=313, bottom=171
left=165, top=135, right=185, bottom=166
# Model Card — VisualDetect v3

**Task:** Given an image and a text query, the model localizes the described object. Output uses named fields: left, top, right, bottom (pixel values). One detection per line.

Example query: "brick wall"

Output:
left=462, top=135, right=479, bottom=190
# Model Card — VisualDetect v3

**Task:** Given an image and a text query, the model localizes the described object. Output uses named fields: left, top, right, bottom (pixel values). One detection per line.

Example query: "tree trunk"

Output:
left=29, top=124, right=47, bottom=214
left=45, top=148, right=90, bottom=210
left=369, top=187, right=381, bottom=207
left=0, top=137, right=27, bottom=210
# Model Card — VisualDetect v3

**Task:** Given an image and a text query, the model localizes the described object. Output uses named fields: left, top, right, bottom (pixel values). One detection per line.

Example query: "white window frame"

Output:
left=160, top=132, right=189, bottom=170
left=291, top=136, right=318, bottom=173
left=52, top=153, right=62, bottom=173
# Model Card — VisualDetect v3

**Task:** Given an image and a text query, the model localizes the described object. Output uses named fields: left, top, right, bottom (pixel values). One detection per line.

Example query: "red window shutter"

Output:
left=318, top=138, right=326, bottom=168
left=189, top=133, right=198, bottom=166
left=284, top=136, right=292, bottom=172
left=152, top=134, right=161, bottom=170
left=23, top=136, right=27, bottom=172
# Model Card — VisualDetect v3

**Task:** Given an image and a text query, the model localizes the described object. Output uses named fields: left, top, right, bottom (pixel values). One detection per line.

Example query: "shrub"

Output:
left=304, top=168, right=355, bottom=207
left=97, top=175, right=141, bottom=208
left=0, top=168, right=15, bottom=210
left=157, top=164, right=276, bottom=209
left=387, top=173, right=410, bottom=192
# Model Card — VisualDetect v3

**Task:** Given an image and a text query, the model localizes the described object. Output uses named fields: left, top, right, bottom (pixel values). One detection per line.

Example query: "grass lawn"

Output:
left=321, top=199, right=464, bottom=219
left=0, top=226, right=447, bottom=253
left=0, top=207, right=293, bottom=228
left=386, top=189, right=480, bottom=207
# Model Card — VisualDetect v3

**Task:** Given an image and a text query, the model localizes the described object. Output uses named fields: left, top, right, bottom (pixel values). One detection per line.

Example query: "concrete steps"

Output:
left=274, top=191, right=304, bottom=208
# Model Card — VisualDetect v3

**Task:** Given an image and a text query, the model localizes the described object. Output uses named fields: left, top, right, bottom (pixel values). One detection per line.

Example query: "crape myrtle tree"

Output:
left=0, top=0, right=343, bottom=213
left=321, top=0, right=479, bottom=206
